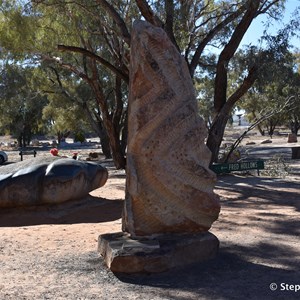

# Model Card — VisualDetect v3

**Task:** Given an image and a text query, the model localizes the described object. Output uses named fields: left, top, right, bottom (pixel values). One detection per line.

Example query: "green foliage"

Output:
left=261, top=154, right=291, bottom=178
left=195, top=75, right=215, bottom=128
left=0, top=63, right=49, bottom=145
left=0, top=1, right=36, bottom=57
left=233, top=33, right=300, bottom=136
left=42, top=88, right=92, bottom=139
left=74, top=131, right=85, bottom=143
left=1, top=0, right=299, bottom=165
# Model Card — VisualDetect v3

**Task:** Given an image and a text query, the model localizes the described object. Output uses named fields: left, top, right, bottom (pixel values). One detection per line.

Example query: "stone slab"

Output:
left=98, top=232, right=219, bottom=273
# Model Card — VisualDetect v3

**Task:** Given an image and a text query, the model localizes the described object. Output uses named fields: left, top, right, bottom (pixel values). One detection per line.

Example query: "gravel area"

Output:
left=0, top=136, right=299, bottom=299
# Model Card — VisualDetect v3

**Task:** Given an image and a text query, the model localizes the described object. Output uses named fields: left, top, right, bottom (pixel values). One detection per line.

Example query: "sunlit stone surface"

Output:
left=123, top=20, right=220, bottom=237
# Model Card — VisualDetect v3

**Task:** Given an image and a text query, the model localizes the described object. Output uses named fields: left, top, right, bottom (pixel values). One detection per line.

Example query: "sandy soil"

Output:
left=0, top=135, right=299, bottom=300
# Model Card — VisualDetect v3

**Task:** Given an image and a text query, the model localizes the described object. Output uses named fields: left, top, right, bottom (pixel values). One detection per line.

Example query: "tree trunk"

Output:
left=207, top=65, right=258, bottom=164
left=208, top=1, right=260, bottom=162
left=94, top=123, right=112, bottom=159
left=120, top=113, right=128, bottom=156
left=257, top=124, right=265, bottom=136
left=88, top=60, right=126, bottom=169
left=18, top=135, right=24, bottom=148
left=95, top=125, right=112, bottom=159
left=100, top=130, right=112, bottom=159
left=206, top=112, right=230, bottom=164
left=104, top=120, right=126, bottom=169
left=290, top=118, right=300, bottom=135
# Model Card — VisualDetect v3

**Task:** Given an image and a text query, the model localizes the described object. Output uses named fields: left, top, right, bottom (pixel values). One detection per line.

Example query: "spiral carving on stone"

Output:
left=123, top=21, right=220, bottom=237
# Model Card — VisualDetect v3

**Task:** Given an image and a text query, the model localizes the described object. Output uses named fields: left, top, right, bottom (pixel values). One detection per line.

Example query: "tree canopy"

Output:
left=0, top=0, right=299, bottom=167
left=0, top=62, right=48, bottom=146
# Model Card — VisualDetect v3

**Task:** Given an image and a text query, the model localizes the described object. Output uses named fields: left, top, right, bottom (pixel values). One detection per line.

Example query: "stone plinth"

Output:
left=98, top=232, right=219, bottom=273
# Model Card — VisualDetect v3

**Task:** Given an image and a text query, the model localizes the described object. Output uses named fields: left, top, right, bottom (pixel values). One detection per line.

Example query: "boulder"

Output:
left=261, top=139, right=272, bottom=144
left=0, top=157, right=108, bottom=208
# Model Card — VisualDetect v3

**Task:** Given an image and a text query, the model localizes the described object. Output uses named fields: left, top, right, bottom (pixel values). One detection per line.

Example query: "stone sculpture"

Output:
left=99, top=20, right=220, bottom=273
left=123, top=20, right=220, bottom=237
left=0, top=157, right=108, bottom=208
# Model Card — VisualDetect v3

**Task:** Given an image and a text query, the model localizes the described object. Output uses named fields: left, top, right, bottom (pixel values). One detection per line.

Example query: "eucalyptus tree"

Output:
left=1, top=0, right=299, bottom=165
left=41, top=1, right=130, bottom=168
left=1, top=0, right=129, bottom=167
left=41, top=65, right=114, bottom=158
left=286, top=52, right=300, bottom=135
left=0, top=63, right=48, bottom=146
left=235, top=32, right=300, bottom=136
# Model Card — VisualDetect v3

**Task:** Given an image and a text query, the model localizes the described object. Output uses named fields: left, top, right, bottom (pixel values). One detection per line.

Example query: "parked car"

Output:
left=0, top=151, right=8, bottom=165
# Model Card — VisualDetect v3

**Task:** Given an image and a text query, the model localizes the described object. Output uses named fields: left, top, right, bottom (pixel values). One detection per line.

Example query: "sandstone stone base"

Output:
left=98, top=232, right=219, bottom=273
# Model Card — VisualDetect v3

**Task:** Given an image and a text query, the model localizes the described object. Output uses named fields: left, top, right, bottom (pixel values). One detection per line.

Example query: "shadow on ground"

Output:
left=0, top=196, right=123, bottom=227
left=67, top=242, right=298, bottom=300
left=89, top=174, right=300, bottom=300
left=216, top=174, right=300, bottom=211
left=109, top=248, right=298, bottom=300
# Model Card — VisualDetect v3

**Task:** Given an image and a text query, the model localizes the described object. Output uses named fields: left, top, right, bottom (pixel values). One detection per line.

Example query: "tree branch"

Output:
left=95, top=0, right=131, bottom=45
left=41, top=55, right=90, bottom=81
left=257, top=0, right=282, bottom=15
left=224, top=96, right=295, bottom=162
left=214, top=0, right=260, bottom=112
left=226, top=65, right=258, bottom=109
left=57, top=45, right=129, bottom=83
left=135, top=0, right=163, bottom=27
left=189, top=2, right=249, bottom=77
left=164, top=0, right=180, bottom=52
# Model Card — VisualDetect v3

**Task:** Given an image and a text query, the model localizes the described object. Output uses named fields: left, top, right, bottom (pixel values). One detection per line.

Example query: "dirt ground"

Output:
left=0, top=134, right=299, bottom=300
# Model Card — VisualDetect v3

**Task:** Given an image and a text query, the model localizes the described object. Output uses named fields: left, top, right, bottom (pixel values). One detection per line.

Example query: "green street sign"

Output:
left=211, top=160, right=264, bottom=174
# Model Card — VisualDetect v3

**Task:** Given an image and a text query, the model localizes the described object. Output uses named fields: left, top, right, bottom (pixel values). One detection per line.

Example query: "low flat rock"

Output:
left=98, top=232, right=219, bottom=273
left=0, top=157, right=108, bottom=208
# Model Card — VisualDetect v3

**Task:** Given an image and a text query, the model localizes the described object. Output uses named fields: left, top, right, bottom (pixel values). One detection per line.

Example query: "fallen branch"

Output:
left=224, top=96, right=296, bottom=163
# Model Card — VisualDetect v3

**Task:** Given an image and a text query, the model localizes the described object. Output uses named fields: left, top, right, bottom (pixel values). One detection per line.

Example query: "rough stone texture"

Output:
left=122, top=20, right=220, bottom=238
left=98, top=232, right=219, bottom=273
left=0, top=157, right=108, bottom=208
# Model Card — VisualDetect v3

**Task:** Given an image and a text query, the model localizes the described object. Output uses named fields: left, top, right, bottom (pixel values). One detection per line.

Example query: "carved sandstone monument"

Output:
left=0, top=157, right=108, bottom=208
left=99, top=20, right=220, bottom=273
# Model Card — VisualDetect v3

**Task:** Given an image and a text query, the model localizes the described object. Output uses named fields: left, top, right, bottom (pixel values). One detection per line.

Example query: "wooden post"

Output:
left=292, top=147, right=300, bottom=159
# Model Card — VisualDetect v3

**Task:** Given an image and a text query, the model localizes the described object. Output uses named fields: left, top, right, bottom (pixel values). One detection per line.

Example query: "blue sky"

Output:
left=241, top=0, right=300, bottom=48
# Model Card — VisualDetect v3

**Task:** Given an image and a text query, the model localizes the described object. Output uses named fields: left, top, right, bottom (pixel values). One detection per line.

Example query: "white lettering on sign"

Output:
left=228, top=163, right=239, bottom=171
left=240, top=162, right=258, bottom=170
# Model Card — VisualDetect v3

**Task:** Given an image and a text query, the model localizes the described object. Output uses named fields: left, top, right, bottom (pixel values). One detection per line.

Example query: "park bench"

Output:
left=210, top=160, right=265, bottom=175
left=19, top=150, right=37, bottom=161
